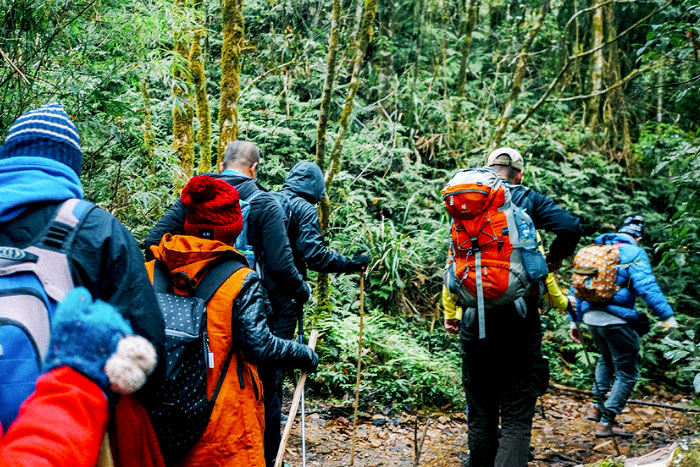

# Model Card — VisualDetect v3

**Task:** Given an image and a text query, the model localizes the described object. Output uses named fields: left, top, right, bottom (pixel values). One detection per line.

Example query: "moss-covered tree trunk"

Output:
left=190, top=0, right=212, bottom=174
left=456, top=0, right=479, bottom=98
left=585, top=1, right=605, bottom=129
left=315, top=0, right=342, bottom=174
left=491, top=0, right=549, bottom=147
left=141, top=77, right=156, bottom=174
left=316, top=0, right=378, bottom=312
left=172, top=0, right=195, bottom=192
left=218, top=0, right=245, bottom=164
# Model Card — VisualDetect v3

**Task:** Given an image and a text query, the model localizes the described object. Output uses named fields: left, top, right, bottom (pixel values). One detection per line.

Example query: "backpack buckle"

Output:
left=470, top=237, right=479, bottom=253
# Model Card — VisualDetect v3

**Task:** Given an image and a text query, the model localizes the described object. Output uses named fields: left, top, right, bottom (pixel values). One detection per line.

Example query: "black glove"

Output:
left=295, top=281, right=311, bottom=304
left=350, top=249, right=369, bottom=272
left=299, top=349, right=320, bottom=374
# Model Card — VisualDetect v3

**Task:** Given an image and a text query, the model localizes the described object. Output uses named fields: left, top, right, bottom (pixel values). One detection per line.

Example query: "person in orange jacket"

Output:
left=146, top=176, right=319, bottom=467
left=0, top=287, right=157, bottom=467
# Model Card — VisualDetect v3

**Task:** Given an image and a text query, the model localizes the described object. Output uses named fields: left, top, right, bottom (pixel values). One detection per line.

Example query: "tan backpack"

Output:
left=572, top=244, right=621, bottom=303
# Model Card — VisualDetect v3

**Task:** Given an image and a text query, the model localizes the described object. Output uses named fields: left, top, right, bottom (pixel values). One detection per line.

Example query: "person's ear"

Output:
left=250, top=162, right=259, bottom=179
left=218, top=162, right=225, bottom=173
left=514, top=170, right=524, bottom=184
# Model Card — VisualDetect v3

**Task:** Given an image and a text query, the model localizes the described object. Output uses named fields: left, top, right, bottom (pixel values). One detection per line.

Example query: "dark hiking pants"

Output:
left=460, top=297, right=548, bottom=467
left=588, top=323, right=640, bottom=422
left=258, top=294, right=303, bottom=467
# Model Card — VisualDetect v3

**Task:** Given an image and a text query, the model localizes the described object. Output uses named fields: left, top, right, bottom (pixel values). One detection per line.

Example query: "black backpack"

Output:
left=146, top=259, right=245, bottom=464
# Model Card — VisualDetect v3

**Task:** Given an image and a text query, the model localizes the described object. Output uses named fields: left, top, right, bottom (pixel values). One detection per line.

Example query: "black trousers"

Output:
left=460, top=297, right=549, bottom=467
left=258, top=294, right=303, bottom=467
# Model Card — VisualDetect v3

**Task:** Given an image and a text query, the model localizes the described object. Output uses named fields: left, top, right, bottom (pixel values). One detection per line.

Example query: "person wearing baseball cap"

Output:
left=452, top=147, right=584, bottom=467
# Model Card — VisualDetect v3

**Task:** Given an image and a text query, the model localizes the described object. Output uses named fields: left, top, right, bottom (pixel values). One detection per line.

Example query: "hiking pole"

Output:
left=275, top=330, right=318, bottom=467
left=350, top=271, right=366, bottom=466
left=298, top=314, right=306, bottom=467
left=567, top=308, right=621, bottom=456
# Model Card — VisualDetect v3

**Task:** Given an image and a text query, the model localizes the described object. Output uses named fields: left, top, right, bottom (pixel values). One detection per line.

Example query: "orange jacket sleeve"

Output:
left=0, top=367, right=108, bottom=467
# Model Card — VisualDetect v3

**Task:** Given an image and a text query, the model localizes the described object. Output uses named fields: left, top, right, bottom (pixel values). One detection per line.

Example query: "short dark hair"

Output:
left=222, top=141, right=260, bottom=168
left=490, top=164, right=521, bottom=181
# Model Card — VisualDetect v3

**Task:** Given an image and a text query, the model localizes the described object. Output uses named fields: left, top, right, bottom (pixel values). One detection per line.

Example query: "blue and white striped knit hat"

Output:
left=0, top=103, right=82, bottom=176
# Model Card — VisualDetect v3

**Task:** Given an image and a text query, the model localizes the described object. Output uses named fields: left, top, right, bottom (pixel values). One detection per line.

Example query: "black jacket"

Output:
left=276, top=162, right=355, bottom=279
left=507, top=183, right=583, bottom=263
left=233, top=271, right=317, bottom=370
left=0, top=202, right=166, bottom=360
left=144, top=172, right=307, bottom=299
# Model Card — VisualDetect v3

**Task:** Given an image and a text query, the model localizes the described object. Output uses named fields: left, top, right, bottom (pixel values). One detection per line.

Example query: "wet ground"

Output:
left=280, top=389, right=699, bottom=466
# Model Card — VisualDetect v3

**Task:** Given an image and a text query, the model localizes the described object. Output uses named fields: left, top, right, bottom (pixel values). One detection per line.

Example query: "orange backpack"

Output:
left=443, top=168, right=548, bottom=338
left=572, top=244, right=621, bottom=303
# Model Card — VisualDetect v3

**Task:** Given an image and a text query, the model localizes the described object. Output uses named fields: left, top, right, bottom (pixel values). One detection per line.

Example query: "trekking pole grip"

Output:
left=275, top=330, right=318, bottom=467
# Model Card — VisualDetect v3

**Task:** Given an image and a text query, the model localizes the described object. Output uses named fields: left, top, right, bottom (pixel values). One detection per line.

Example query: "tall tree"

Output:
left=141, top=77, right=156, bottom=174
left=585, top=0, right=606, bottom=129
left=218, top=0, right=245, bottom=163
left=315, top=0, right=342, bottom=174
left=191, top=0, right=212, bottom=174
left=316, top=0, right=378, bottom=311
left=456, top=0, right=479, bottom=98
left=491, top=0, right=550, bottom=147
left=172, top=0, right=195, bottom=191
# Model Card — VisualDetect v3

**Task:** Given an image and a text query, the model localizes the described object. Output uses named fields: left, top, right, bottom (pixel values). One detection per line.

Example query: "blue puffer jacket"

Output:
left=572, top=233, right=674, bottom=322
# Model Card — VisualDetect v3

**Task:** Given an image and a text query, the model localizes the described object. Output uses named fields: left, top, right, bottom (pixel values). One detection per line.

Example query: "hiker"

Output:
left=443, top=147, right=583, bottom=467
left=146, top=175, right=319, bottom=466
left=272, top=161, right=368, bottom=406
left=0, top=287, right=157, bottom=467
left=144, top=141, right=310, bottom=466
left=568, top=215, right=678, bottom=438
left=0, top=103, right=165, bottom=430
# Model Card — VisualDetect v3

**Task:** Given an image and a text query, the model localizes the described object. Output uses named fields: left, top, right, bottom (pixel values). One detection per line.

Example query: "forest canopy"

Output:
left=1, top=0, right=699, bottom=408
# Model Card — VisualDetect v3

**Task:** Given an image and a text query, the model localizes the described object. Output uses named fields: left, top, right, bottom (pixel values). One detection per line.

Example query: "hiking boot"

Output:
left=595, top=422, right=633, bottom=439
left=585, top=407, right=601, bottom=422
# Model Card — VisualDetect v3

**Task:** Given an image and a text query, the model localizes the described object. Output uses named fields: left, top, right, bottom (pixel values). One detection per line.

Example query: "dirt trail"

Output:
left=280, top=390, right=699, bottom=466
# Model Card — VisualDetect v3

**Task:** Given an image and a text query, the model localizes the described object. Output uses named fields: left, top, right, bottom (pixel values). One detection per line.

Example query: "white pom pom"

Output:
left=105, top=355, right=146, bottom=395
left=104, top=335, right=157, bottom=395
left=115, top=335, right=157, bottom=376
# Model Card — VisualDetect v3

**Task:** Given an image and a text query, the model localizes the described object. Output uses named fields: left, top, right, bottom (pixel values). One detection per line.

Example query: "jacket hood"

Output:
left=595, top=232, right=638, bottom=246
left=282, top=162, right=326, bottom=203
left=149, top=234, right=245, bottom=283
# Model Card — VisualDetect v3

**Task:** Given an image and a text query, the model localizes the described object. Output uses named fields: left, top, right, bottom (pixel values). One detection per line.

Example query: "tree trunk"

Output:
left=377, top=0, right=396, bottom=101
left=315, top=0, right=342, bottom=178
left=586, top=0, right=605, bottom=129
left=656, top=68, right=663, bottom=122
left=218, top=0, right=245, bottom=164
left=412, top=0, right=425, bottom=86
left=456, top=0, right=479, bottom=98
left=141, top=77, right=156, bottom=174
left=316, top=0, right=378, bottom=312
left=172, top=0, right=195, bottom=192
left=491, top=0, right=550, bottom=147
left=191, top=0, right=212, bottom=175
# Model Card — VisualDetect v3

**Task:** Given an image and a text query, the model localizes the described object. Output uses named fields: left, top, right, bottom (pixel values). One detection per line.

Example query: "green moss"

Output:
left=218, top=0, right=244, bottom=164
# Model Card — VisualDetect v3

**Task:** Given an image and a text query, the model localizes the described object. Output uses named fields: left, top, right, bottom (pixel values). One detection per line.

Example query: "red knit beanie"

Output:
left=181, top=176, right=243, bottom=244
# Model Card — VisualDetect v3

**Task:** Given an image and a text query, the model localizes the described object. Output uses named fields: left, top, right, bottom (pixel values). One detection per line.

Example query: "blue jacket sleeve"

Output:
left=626, top=247, right=674, bottom=320
left=528, top=191, right=583, bottom=262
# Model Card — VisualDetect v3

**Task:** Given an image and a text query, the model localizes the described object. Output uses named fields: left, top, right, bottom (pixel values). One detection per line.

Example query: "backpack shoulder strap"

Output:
left=39, top=199, right=95, bottom=251
left=195, top=259, right=248, bottom=303
left=152, top=260, right=172, bottom=293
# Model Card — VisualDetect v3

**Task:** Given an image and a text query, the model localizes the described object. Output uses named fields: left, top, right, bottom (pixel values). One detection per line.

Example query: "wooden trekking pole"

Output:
left=275, top=330, right=318, bottom=467
left=350, top=272, right=366, bottom=466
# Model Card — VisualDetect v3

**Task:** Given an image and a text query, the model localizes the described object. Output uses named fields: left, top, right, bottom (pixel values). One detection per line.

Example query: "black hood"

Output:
left=282, top=162, right=326, bottom=203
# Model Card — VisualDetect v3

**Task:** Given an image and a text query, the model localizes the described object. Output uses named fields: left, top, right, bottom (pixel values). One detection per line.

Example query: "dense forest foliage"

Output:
left=2, top=0, right=699, bottom=411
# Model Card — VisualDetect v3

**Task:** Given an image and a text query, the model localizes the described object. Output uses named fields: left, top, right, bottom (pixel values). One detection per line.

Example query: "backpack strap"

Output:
left=195, top=259, right=247, bottom=303
left=40, top=199, right=94, bottom=251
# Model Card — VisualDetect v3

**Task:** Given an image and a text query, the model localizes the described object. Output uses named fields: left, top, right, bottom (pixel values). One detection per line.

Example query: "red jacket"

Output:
left=0, top=367, right=108, bottom=467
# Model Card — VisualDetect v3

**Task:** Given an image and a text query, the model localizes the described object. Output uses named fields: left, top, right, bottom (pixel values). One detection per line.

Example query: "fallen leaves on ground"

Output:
left=280, top=390, right=699, bottom=466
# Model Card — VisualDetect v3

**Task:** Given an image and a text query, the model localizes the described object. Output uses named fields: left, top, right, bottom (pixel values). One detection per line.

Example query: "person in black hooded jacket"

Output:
left=276, top=161, right=368, bottom=283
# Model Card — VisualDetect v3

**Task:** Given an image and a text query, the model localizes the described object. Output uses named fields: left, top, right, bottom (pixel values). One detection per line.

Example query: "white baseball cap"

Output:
left=487, top=147, right=524, bottom=171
